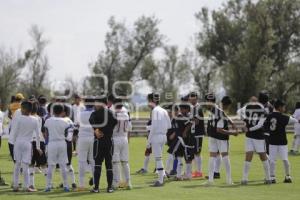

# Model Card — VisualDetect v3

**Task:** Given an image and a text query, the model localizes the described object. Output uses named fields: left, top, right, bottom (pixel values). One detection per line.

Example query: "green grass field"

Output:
left=0, top=135, right=300, bottom=200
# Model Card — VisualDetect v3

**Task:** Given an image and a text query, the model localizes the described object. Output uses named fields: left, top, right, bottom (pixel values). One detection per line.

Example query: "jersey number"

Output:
left=270, top=118, right=277, bottom=131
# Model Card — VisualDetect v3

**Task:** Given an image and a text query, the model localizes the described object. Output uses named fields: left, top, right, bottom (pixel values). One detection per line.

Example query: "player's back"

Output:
left=14, top=115, right=39, bottom=141
left=264, top=112, right=290, bottom=145
left=113, top=110, right=131, bottom=138
left=44, top=117, right=70, bottom=142
left=244, top=102, right=265, bottom=139
left=78, top=110, right=94, bottom=138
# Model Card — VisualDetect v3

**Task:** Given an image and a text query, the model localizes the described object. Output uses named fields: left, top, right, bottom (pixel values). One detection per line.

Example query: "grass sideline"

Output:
left=0, top=135, right=300, bottom=200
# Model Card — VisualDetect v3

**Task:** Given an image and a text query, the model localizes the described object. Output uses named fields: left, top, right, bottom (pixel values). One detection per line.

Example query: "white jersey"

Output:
left=78, top=109, right=94, bottom=139
left=44, top=117, right=73, bottom=143
left=149, top=105, right=171, bottom=136
left=31, top=115, right=45, bottom=142
left=8, top=109, right=22, bottom=144
left=293, top=109, right=300, bottom=135
left=113, top=108, right=131, bottom=138
left=0, top=110, right=4, bottom=136
left=72, top=103, right=85, bottom=125
left=10, top=114, right=41, bottom=149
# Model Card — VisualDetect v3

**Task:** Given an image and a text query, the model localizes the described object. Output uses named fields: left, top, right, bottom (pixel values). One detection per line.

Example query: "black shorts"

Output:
left=194, top=136, right=203, bottom=154
left=31, top=141, right=47, bottom=166
left=167, top=138, right=181, bottom=155
left=73, top=129, right=79, bottom=138
left=66, top=141, right=73, bottom=165
left=174, top=144, right=194, bottom=162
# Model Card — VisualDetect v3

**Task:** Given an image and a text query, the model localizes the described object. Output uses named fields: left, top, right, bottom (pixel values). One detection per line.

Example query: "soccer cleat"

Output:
left=241, top=180, right=248, bottom=185
left=12, top=188, right=19, bottom=192
left=136, top=168, right=148, bottom=174
left=169, top=170, right=177, bottom=176
left=125, top=183, right=132, bottom=190
left=63, top=187, right=70, bottom=192
left=264, top=180, right=272, bottom=185
left=152, top=181, right=164, bottom=187
left=192, top=171, right=204, bottom=178
left=89, top=177, right=94, bottom=186
left=26, top=187, right=37, bottom=192
left=270, top=176, right=276, bottom=184
left=284, top=176, right=292, bottom=183
left=72, top=183, right=77, bottom=190
left=58, top=183, right=64, bottom=188
left=90, top=188, right=100, bottom=193
left=205, top=172, right=220, bottom=180
left=44, top=187, right=51, bottom=192
left=77, top=187, right=86, bottom=192
left=28, top=185, right=36, bottom=190
left=174, top=177, right=183, bottom=181
left=107, top=187, right=114, bottom=193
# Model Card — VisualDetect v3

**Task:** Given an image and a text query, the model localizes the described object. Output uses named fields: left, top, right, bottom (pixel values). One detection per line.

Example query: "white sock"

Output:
left=222, top=156, right=232, bottom=183
left=143, top=156, right=150, bottom=171
left=295, top=136, right=300, bottom=151
left=66, top=165, right=75, bottom=184
left=176, top=157, right=183, bottom=178
left=46, top=165, right=55, bottom=188
left=242, top=161, right=251, bottom=181
left=156, top=158, right=164, bottom=183
left=22, top=163, right=30, bottom=189
left=283, top=160, right=290, bottom=176
left=186, top=163, right=192, bottom=179
left=194, top=155, right=202, bottom=172
left=29, top=167, right=35, bottom=187
left=112, top=161, right=120, bottom=186
left=208, top=157, right=216, bottom=182
left=262, top=160, right=271, bottom=181
left=165, top=154, right=174, bottom=173
left=59, top=163, right=69, bottom=188
left=78, top=161, right=86, bottom=188
left=215, top=155, right=222, bottom=173
left=269, top=160, right=276, bottom=177
left=13, top=162, right=21, bottom=188
left=121, top=161, right=131, bottom=184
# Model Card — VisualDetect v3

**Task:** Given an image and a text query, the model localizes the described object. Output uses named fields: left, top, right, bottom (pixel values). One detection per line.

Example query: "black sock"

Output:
left=94, top=166, right=101, bottom=189
left=107, top=169, right=113, bottom=188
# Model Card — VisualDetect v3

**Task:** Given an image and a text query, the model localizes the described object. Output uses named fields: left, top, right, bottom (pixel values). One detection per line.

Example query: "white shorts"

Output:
left=209, top=137, right=229, bottom=153
left=150, top=135, right=167, bottom=158
left=14, top=140, right=32, bottom=164
left=245, top=138, right=266, bottom=153
left=112, top=137, right=129, bottom=162
left=78, top=137, right=94, bottom=162
left=47, top=141, right=68, bottom=165
left=269, top=145, right=288, bottom=161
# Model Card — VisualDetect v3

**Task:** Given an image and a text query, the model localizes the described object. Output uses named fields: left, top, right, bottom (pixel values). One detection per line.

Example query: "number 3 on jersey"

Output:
left=270, top=118, right=277, bottom=131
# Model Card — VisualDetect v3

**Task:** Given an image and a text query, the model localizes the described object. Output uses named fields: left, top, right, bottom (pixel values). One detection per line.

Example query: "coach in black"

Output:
left=89, top=96, right=117, bottom=193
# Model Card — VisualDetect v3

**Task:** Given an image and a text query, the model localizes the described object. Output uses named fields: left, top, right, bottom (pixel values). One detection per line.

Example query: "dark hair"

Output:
left=295, top=102, right=300, bottom=109
left=95, top=96, right=108, bottom=104
left=52, top=103, right=64, bottom=115
left=181, top=95, right=189, bottom=102
left=113, top=98, right=123, bottom=109
left=274, top=99, right=285, bottom=109
left=179, top=103, right=190, bottom=111
left=31, top=101, right=39, bottom=114
left=47, top=103, right=53, bottom=113
left=107, top=94, right=115, bottom=102
left=11, top=96, right=16, bottom=103
left=21, top=101, right=33, bottom=113
left=221, top=96, right=232, bottom=106
left=189, top=92, right=198, bottom=99
left=147, top=93, right=160, bottom=105
left=63, top=105, right=71, bottom=116
left=162, top=104, right=173, bottom=111
left=258, top=91, right=269, bottom=104
left=205, top=93, right=216, bottom=102
left=38, top=95, right=47, bottom=105
left=84, top=97, right=95, bottom=109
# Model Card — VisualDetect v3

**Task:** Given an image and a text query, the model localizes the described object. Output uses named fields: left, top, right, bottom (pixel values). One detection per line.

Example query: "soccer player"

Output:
left=264, top=100, right=300, bottom=183
left=43, top=103, right=73, bottom=192
left=241, top=95, right=272, bottom=185
left=77, top=97, right=95, bottom=190
left=10, top=101, right=41, bottom=192
left=89, top=96, right=118, bottom=193
left=188, top=92, right=205, bottom=178
left=147, top=93, right=171, bottom=186
left=290, top=102, right=300, bottom=154
left=72, top=94, right=85, bottom=155
left=112, top=98, right=132, bottom=190
left=204, top=94, right=238, bottom=185
left=29, top=100, right=47, bottom=190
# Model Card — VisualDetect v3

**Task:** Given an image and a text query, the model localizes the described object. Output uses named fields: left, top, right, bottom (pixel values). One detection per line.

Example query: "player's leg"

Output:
left=29, top=141, right=36, bottom=189
left=220, top=140, right=232, bottom=185
left=66, top=141, right=76, bottom=189
left=207, top=138, right=218, bottom=184
left=214, top=153, right=222, bottom=178
left=280, top=145, right=292, bottom=183
left=112, top=141, right=121, bottom=189
left=13, top=161, right=21, bottom=191
left=193, top=137, right=203, bottom=177
left=120, top=142, right=131, bottom=189
left=176, top=156, right=184, bottom=180
left=105, top=145, right=114, bottom=193
left=242, top=138, right=255, bottom=184
left=78, top=139, right=88, bottom=189
left=91, top=141, right=103, bottom=193
left=269, top=144, right=277, bottom=183
left=256, top=140, right=271, bottom=184
left=152, top=139, right=165, bottom=186
left=137, top=147, right=151, bottom=174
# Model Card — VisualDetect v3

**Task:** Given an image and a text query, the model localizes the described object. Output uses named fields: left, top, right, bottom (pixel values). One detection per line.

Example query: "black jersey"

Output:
left=207, top=106, right=229, bottom=141
left=167, top=118, right=177, bottom=144
left=175, top=113, right=190, bottom=137
left=264, top=112, right=290, bottom=145
left=244, top=103, right=265, bottom=140
left=190, top=104, right=206, bottom=136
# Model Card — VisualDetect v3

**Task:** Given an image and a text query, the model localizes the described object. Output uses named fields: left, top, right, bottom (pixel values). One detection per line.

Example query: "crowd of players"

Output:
left=0, top=91, right=300, bottom=193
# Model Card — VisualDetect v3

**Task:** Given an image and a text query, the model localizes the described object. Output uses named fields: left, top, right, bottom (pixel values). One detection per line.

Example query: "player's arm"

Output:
left=65, top=123, right=74, bottom=142
left=288, top=116, right=300, bottom=124
left=34, top=120, right=41, bottom=153
left=216, top=120, right=238, bottom=136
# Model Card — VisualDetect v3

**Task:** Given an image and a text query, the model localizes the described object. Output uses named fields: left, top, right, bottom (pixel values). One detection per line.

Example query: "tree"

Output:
left=0, top=48, right=26, bottom=107
left=19, top=25, right=51, bottom=97
left=141, top=45, right=190, bottom=102
left=195, top=0, right=300, bottom=106
left=86, top=16, right=163, bottom=96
